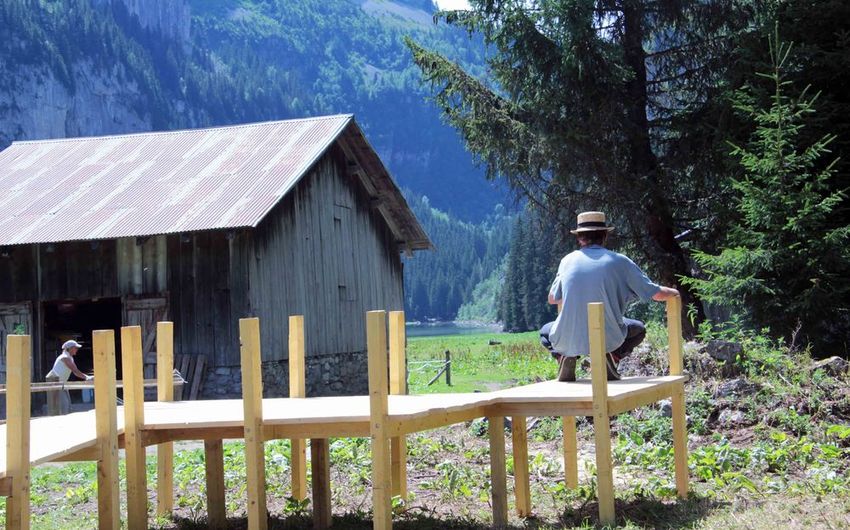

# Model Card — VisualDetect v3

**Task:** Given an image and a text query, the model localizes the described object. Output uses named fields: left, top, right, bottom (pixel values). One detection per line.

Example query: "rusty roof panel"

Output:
left=0, top=115, right=432, bottom=251
left=0, top=115, right=354, bottom=246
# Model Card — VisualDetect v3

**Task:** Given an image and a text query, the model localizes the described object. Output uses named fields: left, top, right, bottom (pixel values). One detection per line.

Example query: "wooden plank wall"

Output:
left=248, top=149, right=405, bottom=362
left=167, top=231, right=250, bottom=367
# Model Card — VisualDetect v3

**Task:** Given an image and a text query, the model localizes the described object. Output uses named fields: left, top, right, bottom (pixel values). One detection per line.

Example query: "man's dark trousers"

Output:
left=539, top=318, right=646, bottom=360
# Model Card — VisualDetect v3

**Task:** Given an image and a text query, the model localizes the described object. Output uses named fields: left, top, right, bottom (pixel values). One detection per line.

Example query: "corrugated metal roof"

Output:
left=0, top=115, right=428, bottom=249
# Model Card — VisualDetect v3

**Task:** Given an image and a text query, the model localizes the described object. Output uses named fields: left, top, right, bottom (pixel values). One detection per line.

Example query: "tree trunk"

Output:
left=622, top=0, right=701, bottom=337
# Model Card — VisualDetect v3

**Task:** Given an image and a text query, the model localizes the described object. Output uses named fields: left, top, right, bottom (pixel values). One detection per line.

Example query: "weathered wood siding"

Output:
left=166, top=231, right=250, bottom=367
left=248, top=149, right=404, bottom=361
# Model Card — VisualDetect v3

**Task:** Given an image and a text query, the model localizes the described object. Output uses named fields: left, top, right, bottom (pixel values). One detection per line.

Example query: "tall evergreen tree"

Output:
left=684, top=31, right=850, bottom=353
left=500, top=206, right=566, bottom=331
left=406, top=0, right=749, bottom=334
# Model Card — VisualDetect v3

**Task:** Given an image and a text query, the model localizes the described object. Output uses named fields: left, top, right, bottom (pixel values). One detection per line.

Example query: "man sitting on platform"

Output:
left=540, top=211, right=680, bottom=381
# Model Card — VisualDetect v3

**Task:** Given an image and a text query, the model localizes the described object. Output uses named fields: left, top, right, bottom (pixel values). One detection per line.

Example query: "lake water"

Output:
left=406, top=322, right=503, bottom=338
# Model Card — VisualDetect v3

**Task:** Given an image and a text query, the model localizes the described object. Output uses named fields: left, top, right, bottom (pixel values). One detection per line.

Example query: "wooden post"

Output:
left=310, top=439, right=332, bottom=529
left=122, top=326, right=148, bottom=530
left=204, top=439, right=227, bottom=529
left=288, top=315, right=307, bottom=502
left=488, top=416, right=508, bottom=528
left=589, top=302, right=615, bottom=526
left=367, top=310, right=392, bottom=530
left=240, top=318, right=267, bottom=530
left=511, top=416, right=531, bottom=517
left=6, top=334, right=31, bottom=530
left=93, top=330, right=120, bottom=530
left=388, top=310, right=407, bottom=500
left=562, top=416, right=579, bottom=489
left=156, top=321, right=174, bottom=517
left=667, top=296, right=689, bottom=498
left=444, top=350, right=451, bottom=386
left=666, top=296, right=684, bottom=375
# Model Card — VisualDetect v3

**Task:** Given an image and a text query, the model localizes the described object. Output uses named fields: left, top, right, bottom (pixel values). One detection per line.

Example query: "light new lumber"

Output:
left=94, top=330, right=120, bottom=530
left=156, top=322, right=175, bottom=517
left=667, top=296, right=684, bottom=375
left=0, top=375, right=688, bottom=477
left=310, top=439, right=332, bottom=529
left=511, top=416, right=531, bottom=517
left=562, top=416, right=578, bottom=489
left=388, top=310, right=407, bottom=499
left=0, top=476, right=12, bottom=497
left=0, top=377, right=183, bottom=394
left=240, top=318, right=268, bottom=530
left=204, top=440, right=226, bottom=529
left=288, top=315, right=307, bottom=502
left=6, top=334, right=31, bottom=530
left=672, top=382, right=689, bottom=498
left=488, top=416, right=507, bottom=528
left=668, top=296, right=689, bottom=499
left=589, top=303, right=615, bottom=526
left=122, top=326, right=148, bottom=530
left=367, top=310, right=392, bottom=530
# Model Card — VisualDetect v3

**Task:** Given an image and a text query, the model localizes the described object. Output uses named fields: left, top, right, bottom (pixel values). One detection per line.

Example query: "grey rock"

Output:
left=718, top=409, right=747, bottom=426
left=811, top=356, right=849, bottom=377
left=714, top=378, right=761, bottom=399
left=658, top=399, right=673, bottom=418
left=706, top=340, right=743, bottom=364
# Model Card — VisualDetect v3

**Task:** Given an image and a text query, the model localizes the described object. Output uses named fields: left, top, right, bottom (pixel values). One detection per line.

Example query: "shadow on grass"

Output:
left=559, top=493, right=730, bottom=529
left=166, top=494, right=727, bottom=529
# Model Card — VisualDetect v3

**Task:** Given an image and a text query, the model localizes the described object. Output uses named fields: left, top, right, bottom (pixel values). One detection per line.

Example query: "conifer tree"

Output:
left=406, top=0, right=748, bottom=334
left=685, top=31, right=850, bottom=353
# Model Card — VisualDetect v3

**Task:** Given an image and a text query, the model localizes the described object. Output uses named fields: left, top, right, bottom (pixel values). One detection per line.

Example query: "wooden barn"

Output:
left=0, top=115, right=430, bottom=408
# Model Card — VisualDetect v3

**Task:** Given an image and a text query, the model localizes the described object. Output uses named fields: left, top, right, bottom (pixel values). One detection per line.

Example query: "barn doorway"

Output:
left=42, top=298, right=123, bottom=404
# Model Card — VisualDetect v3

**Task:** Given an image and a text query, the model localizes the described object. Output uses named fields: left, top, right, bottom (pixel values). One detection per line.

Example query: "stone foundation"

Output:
left=200, top=350, right=368, bottom=399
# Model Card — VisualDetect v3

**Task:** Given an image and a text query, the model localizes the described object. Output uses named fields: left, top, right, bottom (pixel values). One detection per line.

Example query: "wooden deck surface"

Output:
left=0, top=375, right=685, bottom=478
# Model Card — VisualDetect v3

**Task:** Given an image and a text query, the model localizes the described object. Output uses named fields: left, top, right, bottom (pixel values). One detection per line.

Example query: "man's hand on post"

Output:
left=652, top=286, right=680, bottom=302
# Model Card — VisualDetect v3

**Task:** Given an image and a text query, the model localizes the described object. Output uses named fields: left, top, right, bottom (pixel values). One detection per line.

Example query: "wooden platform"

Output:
left=0, top=300, right=690, bottom=530
left=0, top=375, right=686, bottom=474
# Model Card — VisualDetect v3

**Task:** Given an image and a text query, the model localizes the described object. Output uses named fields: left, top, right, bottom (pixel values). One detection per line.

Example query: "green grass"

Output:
left=407, top=331, right=555, bottom=394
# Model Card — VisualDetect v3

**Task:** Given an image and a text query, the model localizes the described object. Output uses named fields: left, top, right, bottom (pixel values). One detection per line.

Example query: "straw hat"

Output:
left=570, top=211, right=615, bottom=234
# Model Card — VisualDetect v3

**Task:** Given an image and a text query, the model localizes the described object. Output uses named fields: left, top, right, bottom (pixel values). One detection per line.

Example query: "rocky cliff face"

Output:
left=0, top=62, right=152, bottom=147
left=0, top=0, right=196, bottom=147
left=111, top=0, right=191, bottom=47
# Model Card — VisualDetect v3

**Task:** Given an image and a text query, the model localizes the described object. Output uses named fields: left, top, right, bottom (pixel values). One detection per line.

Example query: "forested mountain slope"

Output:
left=0, top=0, right=502, bottom=220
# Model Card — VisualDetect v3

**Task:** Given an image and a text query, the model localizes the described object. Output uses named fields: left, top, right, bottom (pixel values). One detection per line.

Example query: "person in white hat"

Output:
left=45, top=339, right=92, bottom=415
left=540, top=211, right=680, bottom=381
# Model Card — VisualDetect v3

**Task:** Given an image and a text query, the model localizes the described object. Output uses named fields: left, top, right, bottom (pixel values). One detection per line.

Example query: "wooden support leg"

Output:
left=672, top=383, right=689, bottom=498
left=511, top=416, right=531, bottom=517
left=488, top=416, right=508, bottom=529
left=204, top=439, right=227, bottom=529
left=589, top=303, right=615, bottom=526
left=156, top=322, right=175, bottom=517
left=388, top=311, right=407, bottom=500
left=666, top=296, right=688, bottom=499
left=310, top=439, right=332, bottom=529
left=93, top=330, right=120, bottom=530
left=6, top=334, right=31, bottom=530
left=291, top=439, right=307, bottom=500
left=390, top=437, right=406, bottom=499
left=288, top=315, right=308, bottom=501
left=240, top=318, right=268, bottom=530
left=122, top=326, right=148, bottom=530
left=367, top=311, right=392, bottom=530
left=562, top=416, right=578, bottom=489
